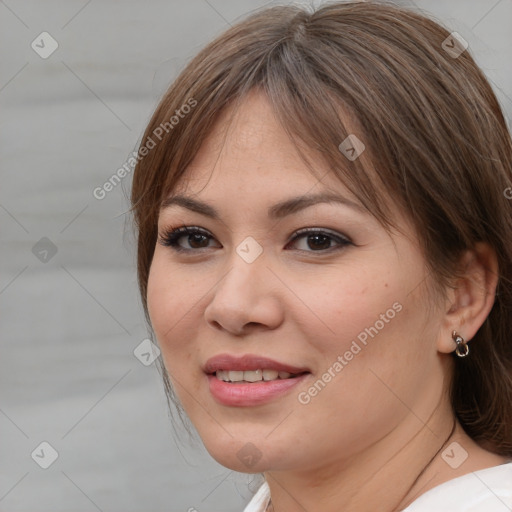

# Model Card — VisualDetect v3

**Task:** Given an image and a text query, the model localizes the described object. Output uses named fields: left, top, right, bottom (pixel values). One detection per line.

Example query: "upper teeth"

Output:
left=215, top=369, right=293, bottom=382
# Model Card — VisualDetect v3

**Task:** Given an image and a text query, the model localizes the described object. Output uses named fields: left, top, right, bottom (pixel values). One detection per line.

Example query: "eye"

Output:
left=285, top=227, right=351, bottom=252
left=158, top=226, right=352, bottom=254
left=158, top=226, right=219, bottom=252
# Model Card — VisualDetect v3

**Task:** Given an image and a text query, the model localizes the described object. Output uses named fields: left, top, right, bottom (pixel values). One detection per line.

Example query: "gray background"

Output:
left=1, top=0, right=510, bottom=511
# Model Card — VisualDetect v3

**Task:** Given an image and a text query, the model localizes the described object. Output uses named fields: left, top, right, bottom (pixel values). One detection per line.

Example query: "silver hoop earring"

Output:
left=452, top=330, right=469, bottom=358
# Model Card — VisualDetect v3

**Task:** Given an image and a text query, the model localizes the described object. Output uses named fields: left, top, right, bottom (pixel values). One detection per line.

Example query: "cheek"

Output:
left=290, top=257, right=431, bottom=411
left=291, top=262, right=402, bottom=355
left=146, top=255, right=199, bottom=356
left=295, top=263, right=433, bottom=406
left=146, top=256, right=208, bottom=403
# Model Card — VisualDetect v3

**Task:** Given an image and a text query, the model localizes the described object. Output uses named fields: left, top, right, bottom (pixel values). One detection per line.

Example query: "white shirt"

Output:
left=243, top=461, right=512, bottom=512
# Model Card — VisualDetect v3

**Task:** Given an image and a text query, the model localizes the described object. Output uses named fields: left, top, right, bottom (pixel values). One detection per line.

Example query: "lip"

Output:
left=203, top=353, right=311, bottom=407
left=206, top=373, right=310, bottom=406
left=203, top=353, right=310, bottom=374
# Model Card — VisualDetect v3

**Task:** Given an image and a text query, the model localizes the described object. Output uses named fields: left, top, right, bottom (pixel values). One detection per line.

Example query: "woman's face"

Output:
left=147, top=90, right=450, bottom=474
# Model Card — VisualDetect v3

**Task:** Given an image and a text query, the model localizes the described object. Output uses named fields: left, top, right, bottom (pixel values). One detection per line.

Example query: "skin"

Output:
left=147, top=90, right=507, bottom=512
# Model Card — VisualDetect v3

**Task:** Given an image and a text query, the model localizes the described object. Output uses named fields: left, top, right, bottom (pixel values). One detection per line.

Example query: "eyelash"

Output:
left=157, top=225, right=352, bottom=254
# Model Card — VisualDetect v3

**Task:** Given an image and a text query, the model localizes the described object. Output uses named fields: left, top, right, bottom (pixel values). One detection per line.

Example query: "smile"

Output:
left=215, top=369, right=306, bottom=382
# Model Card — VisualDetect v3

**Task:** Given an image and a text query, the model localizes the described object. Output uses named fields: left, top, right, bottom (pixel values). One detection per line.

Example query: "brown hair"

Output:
left=130, top=1, right=512, bottom=455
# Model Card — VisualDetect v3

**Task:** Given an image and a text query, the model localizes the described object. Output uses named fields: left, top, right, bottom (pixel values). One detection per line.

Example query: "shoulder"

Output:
left=242, top=481, right=270, bottom=512
left=402, top=461, right=512, bottom=512
left=242, top=463, right=512, bottom=512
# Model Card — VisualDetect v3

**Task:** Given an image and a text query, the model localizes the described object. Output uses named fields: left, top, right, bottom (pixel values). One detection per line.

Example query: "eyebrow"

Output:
left=160, top=192, right=367, bottom=219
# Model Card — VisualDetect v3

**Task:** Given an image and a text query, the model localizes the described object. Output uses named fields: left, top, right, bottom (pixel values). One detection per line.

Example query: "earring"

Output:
left=452, top=330, right=469, bottom=358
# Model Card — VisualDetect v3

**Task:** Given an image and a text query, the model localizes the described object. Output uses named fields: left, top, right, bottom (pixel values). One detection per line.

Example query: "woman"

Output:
left=130, top=1, right=512, bottom=510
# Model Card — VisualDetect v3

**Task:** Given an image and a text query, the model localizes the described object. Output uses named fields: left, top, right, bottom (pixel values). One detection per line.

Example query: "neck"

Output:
left=262, top=400, right=494, bottom=512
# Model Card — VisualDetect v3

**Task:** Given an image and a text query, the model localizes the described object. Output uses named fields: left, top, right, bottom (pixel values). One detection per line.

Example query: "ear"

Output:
left=437, top=242, right=499, bottom=354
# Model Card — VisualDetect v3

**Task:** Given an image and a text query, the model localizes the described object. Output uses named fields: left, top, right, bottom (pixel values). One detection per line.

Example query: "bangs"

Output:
left=158, top=40, right=405, bottom=243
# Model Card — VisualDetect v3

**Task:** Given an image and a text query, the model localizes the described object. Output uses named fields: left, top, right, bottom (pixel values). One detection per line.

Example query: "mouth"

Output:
left=203, top=353, right=311, bottom=406
left=212, top=369, right=309, bottom=383
left=203, top=353, right=311, bottom=378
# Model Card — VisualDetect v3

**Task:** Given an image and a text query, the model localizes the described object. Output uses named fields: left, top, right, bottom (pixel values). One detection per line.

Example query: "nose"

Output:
left=203, top=248, right=285, bottom=336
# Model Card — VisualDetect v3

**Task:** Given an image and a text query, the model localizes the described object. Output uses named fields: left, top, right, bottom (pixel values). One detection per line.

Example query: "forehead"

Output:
left=162, top=90, right=414, bottom=246
left=172, top=90, right=357, bottom=200
left=159, top=92, right=419, bottom=253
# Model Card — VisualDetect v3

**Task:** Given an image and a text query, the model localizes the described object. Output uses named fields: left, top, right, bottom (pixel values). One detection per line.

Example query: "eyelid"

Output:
left=158, top=224, right=352, bottom=254
left=158, top=225, right=216, bottom=249
left=289, top=227, right=351, bottom=244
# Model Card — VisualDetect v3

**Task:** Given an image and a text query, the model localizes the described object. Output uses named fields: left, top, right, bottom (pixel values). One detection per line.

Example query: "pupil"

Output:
left=308, top=234, right=330, bottom=250
left=189, top=234, right=208, bottom=248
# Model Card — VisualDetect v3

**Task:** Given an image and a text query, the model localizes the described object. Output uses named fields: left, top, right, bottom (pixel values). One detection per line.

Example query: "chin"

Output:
left=203, top=440, right=269, bottom=473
